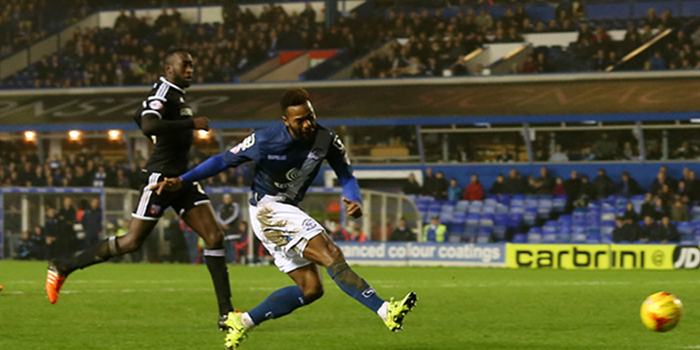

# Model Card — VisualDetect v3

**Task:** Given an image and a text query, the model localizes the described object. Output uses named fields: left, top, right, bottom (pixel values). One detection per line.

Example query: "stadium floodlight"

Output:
left=69, top=130, right=81, bottom=140
left=691, top=119, right=700, bottom=124
left=108, top=130, right=121, bottom=140
left=24, top=131, right=36, bottom=141
left=197, top=129, right=210, bottom=139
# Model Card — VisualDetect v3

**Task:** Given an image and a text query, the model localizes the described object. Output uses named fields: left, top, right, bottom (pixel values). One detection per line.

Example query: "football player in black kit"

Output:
left=45, top=49, right=237, bottom=338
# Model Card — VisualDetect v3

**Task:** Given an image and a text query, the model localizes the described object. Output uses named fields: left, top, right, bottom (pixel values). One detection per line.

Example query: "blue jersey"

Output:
left=181, top=123, right=361, bottom=207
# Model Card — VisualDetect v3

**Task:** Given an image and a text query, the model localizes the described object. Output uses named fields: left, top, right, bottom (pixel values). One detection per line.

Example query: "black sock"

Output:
left=204, top=248, right=234, bottom=316
left=59, top=236, right=121, bottom=276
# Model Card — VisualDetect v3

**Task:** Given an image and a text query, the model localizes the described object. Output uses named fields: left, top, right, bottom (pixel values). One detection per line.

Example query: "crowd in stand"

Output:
left=404, top=164, right=699, bottom=242
left=5, top=2, right=394, bottom=87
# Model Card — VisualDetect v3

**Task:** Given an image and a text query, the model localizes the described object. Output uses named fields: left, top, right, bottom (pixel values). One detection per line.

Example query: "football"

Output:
left=640, top=292, right=683, bottom=332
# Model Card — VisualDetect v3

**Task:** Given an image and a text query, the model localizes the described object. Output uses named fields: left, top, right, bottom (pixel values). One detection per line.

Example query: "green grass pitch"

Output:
left=1, top=261, right=698, bottom=350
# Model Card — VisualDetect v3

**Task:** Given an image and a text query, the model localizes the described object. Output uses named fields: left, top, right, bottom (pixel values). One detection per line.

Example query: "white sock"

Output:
left=241, top=312, right=256, bottom=329
left=376, top=302, right=389, bottom=320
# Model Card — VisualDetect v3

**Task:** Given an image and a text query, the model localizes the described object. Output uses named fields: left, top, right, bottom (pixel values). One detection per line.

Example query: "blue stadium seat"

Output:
left=556, top=232, right=572, bottom=243
left=496, top=204, right=509, bottom=213
left=480, top=213, right=495, bottom=227
left=527, top=227, right=543, bottom=244
left=485, top=198, right=498, bottom=207
left=455, top=200, right=470, bottom=213
left=553, top=195, right=567, bottom=213
left=586, top=233, right=601, bottom=244
left=470, top=200, right=484, bottom=208
left=601, top=207, right=616, bottom=222
left=510, top=194, right=524, bottom=208
left=466, top=213, right=480, bottom=234
left=497, top=194, right=510, bottom=206
left=512, top=234, right=527, bottom=243
left=482, top=205, right=496, bottom=214
left=680, top=233, right=695, bottom=245
left=678, top=222, right=693, bottom=235
left=692, top=206, right=700, bottom=220
left=571, top=227, right=587, bottom=243
left=510, top=206, right=524, bottom=214
left=523, top=208, right=538, bottom=226
left=468, top=206, right=482, bottom=214
left=601, top=233, right=614, bottom=244
left=525, top=196, right=538, bottom=209
left=507, top=213, right=522, bottom=229
left=493, top=213, right=508, bottom=241
left=543, top=231, right=557, bottom=243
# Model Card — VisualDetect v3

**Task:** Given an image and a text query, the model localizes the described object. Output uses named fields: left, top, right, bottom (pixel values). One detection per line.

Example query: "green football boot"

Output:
left=384, top=292, right=418, bottom=332
left=223, top=311, right=249, bottom=350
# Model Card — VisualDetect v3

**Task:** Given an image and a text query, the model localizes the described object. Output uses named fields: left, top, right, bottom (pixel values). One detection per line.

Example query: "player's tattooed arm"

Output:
left=141, top=116, right=210, bottom=135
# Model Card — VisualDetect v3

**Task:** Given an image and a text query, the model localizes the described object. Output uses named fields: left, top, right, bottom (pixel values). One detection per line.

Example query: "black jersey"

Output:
left=135, top=77, right=194, bottom=176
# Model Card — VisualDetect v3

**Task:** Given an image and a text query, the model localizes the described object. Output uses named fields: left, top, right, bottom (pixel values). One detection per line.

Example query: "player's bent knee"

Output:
left=303, top=284, right=324, bottom=303
left=203, top=229, right=224, bottom=249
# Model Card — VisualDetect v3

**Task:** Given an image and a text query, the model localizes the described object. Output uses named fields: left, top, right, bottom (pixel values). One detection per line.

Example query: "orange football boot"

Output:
left=45, top=262, right=67, bottom=304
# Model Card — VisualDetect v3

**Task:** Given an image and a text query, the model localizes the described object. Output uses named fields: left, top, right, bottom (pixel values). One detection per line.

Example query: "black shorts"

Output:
left=131, top=171, right=210, bottom=221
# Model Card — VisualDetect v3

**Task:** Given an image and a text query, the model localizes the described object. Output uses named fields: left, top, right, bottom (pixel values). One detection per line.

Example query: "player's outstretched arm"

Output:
left=151, top=154, right=228, bottom=194
left=141, top=116, right=209, bottom=135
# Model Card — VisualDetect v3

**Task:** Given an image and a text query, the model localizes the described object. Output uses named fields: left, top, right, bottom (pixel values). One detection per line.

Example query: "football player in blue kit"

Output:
left=151, top=88, right=417, bottom=349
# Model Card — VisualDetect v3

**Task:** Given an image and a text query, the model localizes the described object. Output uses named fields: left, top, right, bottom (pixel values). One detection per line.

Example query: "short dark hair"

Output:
left=280, top=88, right=311, bottom=115
left=163, top=48, right=190, bottom=65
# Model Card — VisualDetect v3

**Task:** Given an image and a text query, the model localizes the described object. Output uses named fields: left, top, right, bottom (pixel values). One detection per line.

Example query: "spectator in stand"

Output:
left=329, top=221, right=349, bottom=242
left=671, top=198, right=690, bottom=222
left=14, top=231, right=41, bottom=260
left=44, top=207, right=61, bottom=259
left=677, top=181, right=690, bottom=203
left=685, top=170, right=700, bottom=201
left=403, top=173, right=422, bottom=195
left=57, top=197, right=78, bottom=253
left=592, top=168, right=614, bottom=200
left=649, top=51, right=666, bottom=70
left=463, top=174, right=484, bottom=201
left=81, top=198, right=102, bottom=249
left=591, top=133, right=617, bottom=160
left=691, top=25, right=700, bottom=47
left=422, top=216, right=446, bottom=243
left=574, top=174, right=595, bottom=207
left=434, top=171, right=449, bottom=200
left=653, top=197, right=669, bottom=220
left=658, top=216, right=680, bottom=243
left=652, top=172, right=673, bottom=195
left=623, top=202, right=639, bottom=222
left=640, top=193, right=656, bottom=219
left=673, top=141, right=698, bottom=159
left=549, top=144, right=568, bottom=162
left=348, top=224, right=369, bottom=242
left=553, top=177, right=566, bottom=196
left=490, top=174, right=505, bottom=195
left=659, top=165, right=678, bottom=190
left=657, top=184, right=675, bottom=207
left=422, top=167, right=438, bottom=198
left=638, top=215, right=658, bottom=243
left=618, top=171, right=643, bottom=198
left=564, top=170, right=582, bottom=211
left=390, top=219, right=416, bottom=241
left=447, top=178, right=462, bottom=202
left=503, top=168, right=525, bottom=194
left=645, top=8, right=661, bottom=28
left=521, top=53, right=536, bottom=73
left=534, top=167, right=555, bottom=195
left=612, top=217, right=625, bottom=243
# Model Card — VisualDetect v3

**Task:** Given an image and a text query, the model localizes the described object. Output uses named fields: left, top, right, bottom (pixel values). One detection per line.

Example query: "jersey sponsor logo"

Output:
left=267, top=155, right=287, bottom=160
left=231, top=134, right=256, bottom=154
left=148, top=100, right=163, bottom=110
left=180, top=108, right=193, bottom=116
